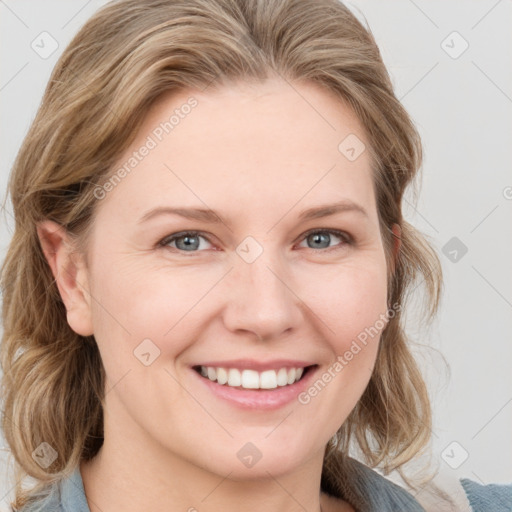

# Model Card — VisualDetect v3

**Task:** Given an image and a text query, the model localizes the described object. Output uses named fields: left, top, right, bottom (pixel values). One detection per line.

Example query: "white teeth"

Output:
left=207, top=367, right=216, bottom=381
left=216, top=367, right=228, bottom=385
left=198, top=365, right=307, bottom=389
left=276, top=368, right=289, bottom=386
left=241, top=370, right=260, bottom=389
left=228, top=368, right=241, bottom=387
left=260, top=370, right=277, bottom=389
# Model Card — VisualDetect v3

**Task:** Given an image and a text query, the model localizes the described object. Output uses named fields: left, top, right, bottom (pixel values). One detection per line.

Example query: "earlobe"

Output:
left=36, top=220, right=94, bottom=337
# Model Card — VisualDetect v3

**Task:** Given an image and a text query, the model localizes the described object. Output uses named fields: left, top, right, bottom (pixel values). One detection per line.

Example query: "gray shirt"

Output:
left=16, top=458, right=427, bottom=512
left=14, top=457, right=512, bottom=511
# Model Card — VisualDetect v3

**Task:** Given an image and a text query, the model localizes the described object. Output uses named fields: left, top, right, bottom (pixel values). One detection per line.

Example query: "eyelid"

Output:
left=158, top=230, right=215, bottom=250
left=296, top=227, right=353, bottom=245
left=158, top=228, right=353, bottom=252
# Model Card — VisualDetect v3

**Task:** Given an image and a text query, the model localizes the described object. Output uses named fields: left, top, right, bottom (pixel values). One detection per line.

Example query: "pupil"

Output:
left=310, top=233, right=329, bottom=249
left=178, top=235, right=198, bottom=251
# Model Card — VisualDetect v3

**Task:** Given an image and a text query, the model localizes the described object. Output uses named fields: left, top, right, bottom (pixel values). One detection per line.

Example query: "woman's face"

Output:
left=77, top=77, right=389, bottom=478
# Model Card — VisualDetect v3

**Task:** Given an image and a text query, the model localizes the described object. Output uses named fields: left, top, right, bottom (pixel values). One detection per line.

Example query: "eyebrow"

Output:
left=138, top=200, right=368, bottom=225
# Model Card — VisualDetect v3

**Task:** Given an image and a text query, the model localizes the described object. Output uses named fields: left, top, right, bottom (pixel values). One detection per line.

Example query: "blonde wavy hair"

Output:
left=1, top=0, right=442, bottom=508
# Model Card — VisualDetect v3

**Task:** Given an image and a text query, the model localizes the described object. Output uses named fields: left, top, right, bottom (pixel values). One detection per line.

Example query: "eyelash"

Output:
left=157, top=228, right=353, bottom=254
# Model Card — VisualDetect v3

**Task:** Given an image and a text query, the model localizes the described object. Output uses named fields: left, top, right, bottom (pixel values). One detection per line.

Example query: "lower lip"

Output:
left=191, top=366, right=318, bottom=410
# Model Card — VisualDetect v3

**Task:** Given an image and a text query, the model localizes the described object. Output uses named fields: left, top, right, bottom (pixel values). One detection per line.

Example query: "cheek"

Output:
left=301, top=258, right=389, bottom=348
left=294, top=260, right=388, bottom=435
left=300, top=257, right=388, bottom=410
left=88, top=259, right=219, bottom=360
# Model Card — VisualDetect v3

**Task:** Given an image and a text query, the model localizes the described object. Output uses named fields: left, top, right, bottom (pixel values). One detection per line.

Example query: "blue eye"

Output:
left=160, top=231, right=213, bottom=252
left=298, top=229, right=351, bottom=250
left=159, top=229, right=352, bottom=253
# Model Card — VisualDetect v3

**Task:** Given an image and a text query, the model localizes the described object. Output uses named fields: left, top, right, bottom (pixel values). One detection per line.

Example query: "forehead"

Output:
left=98, top=77, right=377, bottom=225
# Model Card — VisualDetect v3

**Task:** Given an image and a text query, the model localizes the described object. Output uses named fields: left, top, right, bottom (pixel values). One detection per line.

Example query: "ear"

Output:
left=36, top=220, right=94, bottom=337
left=391, top=223, right=401, bottom=264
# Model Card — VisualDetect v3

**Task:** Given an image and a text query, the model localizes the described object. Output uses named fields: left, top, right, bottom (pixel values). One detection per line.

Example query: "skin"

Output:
left=38, top=77, right=400, bottom=512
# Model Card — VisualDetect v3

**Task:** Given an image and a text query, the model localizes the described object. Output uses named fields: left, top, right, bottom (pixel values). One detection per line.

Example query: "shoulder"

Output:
left=342, top=459, right=512, bottom=512
left=15, top=467, right=90, bottom=512
left=329, top=457, right=426, bottom=511
left=350, top=459, right=426, bottom=511
left=460, top=478, right=512, bottom=512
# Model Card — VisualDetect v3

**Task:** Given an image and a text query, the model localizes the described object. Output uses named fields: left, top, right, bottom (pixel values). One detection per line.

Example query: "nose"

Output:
left=221, top=247, right=304, bottom=341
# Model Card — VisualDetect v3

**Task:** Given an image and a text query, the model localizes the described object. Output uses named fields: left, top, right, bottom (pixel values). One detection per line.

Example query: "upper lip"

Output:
left=193, top=359, right=317, bottom=372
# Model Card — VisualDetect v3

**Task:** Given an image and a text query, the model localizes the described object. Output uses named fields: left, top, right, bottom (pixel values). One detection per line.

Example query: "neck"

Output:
left=80, top=407, right=331, bottom=512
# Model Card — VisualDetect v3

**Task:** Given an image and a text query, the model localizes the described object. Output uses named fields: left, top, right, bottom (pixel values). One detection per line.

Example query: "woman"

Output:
left=1, top=0, right=509, bottom=511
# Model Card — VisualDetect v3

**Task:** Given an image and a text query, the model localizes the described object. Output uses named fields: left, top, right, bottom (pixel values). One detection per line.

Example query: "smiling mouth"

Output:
left=192, top=364, right=317, bottom=390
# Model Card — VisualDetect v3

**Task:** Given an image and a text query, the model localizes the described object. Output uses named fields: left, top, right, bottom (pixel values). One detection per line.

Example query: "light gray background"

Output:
left=1, top=0, right=511, bottom=509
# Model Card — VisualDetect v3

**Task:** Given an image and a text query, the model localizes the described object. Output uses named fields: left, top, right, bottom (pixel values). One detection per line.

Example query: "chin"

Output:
left=202, top=443, right=310, bottom=481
